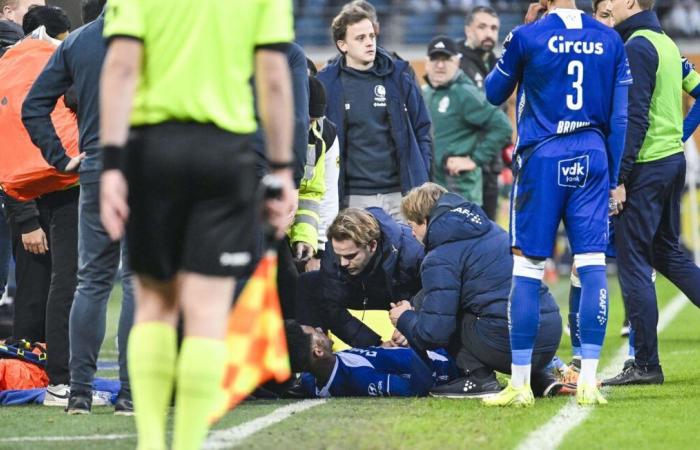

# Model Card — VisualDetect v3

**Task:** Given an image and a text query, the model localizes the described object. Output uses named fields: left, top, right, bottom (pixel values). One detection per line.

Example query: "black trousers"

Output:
left=11, top=188, right=78, bottom=385
left=615, top=153, right=700, bottom=367
left=455, top=314, right=557, bottom=396
left=481, top=170, right=500, bottom=221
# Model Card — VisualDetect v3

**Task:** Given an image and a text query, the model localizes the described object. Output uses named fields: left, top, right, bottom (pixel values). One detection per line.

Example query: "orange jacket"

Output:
left=0, top=38, right=79, bottom=201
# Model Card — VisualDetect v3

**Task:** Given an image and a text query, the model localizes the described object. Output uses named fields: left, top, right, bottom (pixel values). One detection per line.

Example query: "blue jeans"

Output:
left=69, top=179, right=135, bottom=393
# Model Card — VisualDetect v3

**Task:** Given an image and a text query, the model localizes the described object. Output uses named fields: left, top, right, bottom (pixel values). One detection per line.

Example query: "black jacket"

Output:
left=319, top=208, right=424, bottom=347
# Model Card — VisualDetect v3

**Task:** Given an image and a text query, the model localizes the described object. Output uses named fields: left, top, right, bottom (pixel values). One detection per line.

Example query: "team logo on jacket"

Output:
left=373, top=85, right=387, bottom=108
left=557, top=155, right=589, bottom=188
left=438, top=96, right=450, bottom=113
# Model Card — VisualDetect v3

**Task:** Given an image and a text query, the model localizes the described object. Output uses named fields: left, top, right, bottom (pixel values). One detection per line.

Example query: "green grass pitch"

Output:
left=0, top=276, right=698, bottom=450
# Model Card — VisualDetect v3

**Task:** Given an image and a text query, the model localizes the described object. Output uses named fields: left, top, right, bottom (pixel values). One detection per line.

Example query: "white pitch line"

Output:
left=203, top=399, right=327, bottom=450
left=516, top=293, right=689, bottom=450
left=0, top=400, right=326, bottom=446
left=0, top=433, right=136, bottom=443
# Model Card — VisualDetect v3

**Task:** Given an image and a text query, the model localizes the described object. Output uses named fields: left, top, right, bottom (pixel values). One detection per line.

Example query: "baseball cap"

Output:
left=427, top=36, right=458, bottom=58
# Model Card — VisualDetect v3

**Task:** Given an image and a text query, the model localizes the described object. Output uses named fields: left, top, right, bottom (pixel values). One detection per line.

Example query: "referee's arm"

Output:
left=255, top=46, right=297, bottom=237
left=99, top=37, right=143, bottom=240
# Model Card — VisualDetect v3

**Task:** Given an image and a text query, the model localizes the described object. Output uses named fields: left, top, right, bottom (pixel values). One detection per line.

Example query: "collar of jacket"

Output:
left=614, top=9, right=662, bottom=42
left=460, top=42, right=497, bottom=66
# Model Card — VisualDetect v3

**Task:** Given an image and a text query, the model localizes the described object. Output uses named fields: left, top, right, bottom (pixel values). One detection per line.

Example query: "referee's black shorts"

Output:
left=124, top=121, right=259, bottom=280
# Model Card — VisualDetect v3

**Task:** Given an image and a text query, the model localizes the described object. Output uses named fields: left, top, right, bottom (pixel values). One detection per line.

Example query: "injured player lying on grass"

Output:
left=285, top=320, right=458, bottom=397
left=285, top=320, right=574, bottom=398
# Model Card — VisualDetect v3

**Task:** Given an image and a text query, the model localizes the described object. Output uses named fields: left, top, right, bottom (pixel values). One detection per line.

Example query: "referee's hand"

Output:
left=265, top=168, right=296, bottom=239
left=100, top=169, right=130, bottom=241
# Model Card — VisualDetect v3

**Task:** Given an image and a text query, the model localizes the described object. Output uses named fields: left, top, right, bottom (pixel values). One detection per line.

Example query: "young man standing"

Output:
left=483, top=0, right=631, bottom=406
left=100, top=1, right=296, bottom=449
left=317, top=7, right=432, bottom=221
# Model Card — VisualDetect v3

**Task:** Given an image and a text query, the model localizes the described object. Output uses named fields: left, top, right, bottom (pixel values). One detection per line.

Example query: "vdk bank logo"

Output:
left=558, top=155, right=589, bottom=188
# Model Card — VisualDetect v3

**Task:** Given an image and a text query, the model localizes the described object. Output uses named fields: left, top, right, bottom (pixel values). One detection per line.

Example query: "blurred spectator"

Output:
left=0, top=4, right=80, bottom=408
left=422, top=36, right=511, bottom=206
left=0, top=0, right=45, bottom=27
left=22, top=0, right=133, bottom=415
left=318, top=7, right=432, bottom=220
left=664, top=0, right=700, bottom=37
left=458, top=5, right=511, bottom=220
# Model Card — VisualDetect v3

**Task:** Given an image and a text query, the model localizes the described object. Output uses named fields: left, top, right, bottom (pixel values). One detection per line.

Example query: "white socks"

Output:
left=579, top=359, right=599, bottom=386
left=511, top=364, right=531, bottom=389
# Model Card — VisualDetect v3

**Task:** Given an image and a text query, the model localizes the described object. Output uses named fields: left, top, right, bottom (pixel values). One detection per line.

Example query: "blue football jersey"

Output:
left=299, top=347, right=457, bottom=398
left=493, top=9, right=632, bottom=151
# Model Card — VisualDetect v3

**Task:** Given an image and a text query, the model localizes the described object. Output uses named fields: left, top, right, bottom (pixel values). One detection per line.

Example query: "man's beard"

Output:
left=479, top=38, right=495, bottom=51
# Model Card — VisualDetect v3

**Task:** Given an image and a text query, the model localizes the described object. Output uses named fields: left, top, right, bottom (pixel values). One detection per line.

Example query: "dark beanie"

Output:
left=308, top=76, right=327, bottom=119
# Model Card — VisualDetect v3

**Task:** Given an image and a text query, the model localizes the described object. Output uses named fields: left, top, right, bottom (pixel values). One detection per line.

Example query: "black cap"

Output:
left=308, top=76, right=327, bottom=119
left=427, top=36, right=458, bottom=58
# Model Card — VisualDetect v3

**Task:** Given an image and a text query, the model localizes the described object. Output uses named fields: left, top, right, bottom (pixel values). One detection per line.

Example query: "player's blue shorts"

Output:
left=510, top=130, right=609, bottom=258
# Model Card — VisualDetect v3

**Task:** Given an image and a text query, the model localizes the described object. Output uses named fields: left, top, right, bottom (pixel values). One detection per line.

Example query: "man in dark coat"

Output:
left=391, top=183, right=565, bottom=398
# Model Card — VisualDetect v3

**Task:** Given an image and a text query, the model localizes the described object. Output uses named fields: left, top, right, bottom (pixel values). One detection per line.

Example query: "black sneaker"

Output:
left=429, top=374, right=502, bottom=399
left=66, top=391, right=92, bottom=415
left=114, top=390, right=134, bottom=416
left=602, top=363, right=664, bottom=386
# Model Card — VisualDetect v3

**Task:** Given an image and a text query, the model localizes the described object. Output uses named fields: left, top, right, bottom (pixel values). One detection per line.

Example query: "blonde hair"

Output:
left=327, top=208, right=381, bottom=246
left=401, top=182, right=447, bottom=225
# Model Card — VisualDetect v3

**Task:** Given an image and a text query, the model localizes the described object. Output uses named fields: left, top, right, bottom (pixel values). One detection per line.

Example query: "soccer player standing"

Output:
left=482, top=0, right=631, bottom=406
left=99, top=1, right=296, bottom=449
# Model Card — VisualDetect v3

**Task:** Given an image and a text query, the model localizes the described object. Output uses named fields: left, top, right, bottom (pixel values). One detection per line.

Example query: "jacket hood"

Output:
left=425, top=193, right=491, bottom=250
left=367, top=207, right=403, bottom=251
left=338, top=47, right=395, bottom=77
left=0, top=19, right=23, bottom=47
left=614, top=10, right=662, bottom=41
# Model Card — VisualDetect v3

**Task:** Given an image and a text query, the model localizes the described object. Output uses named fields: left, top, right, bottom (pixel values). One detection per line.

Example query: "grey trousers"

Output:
left=346, top=192, right=404, bottom=223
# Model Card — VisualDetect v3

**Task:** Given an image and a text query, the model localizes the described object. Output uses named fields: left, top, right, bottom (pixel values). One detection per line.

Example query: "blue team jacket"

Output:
left=397, top=193, right=561, bottom=353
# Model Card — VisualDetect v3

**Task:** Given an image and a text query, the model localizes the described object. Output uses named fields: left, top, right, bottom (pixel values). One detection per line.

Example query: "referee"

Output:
left=99, top=1, right=296, bottom=449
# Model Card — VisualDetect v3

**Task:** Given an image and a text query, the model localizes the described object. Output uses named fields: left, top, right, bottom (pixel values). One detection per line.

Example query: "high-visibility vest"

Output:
left=0, top=38, right=79, bottom=201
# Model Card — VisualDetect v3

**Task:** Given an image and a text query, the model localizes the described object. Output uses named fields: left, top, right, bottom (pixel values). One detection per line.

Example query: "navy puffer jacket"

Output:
left=397, top=193, right=560, bottom=353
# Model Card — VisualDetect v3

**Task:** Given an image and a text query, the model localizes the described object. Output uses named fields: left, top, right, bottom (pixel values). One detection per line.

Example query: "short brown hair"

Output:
left=332, top=6, right=372, bottom=44
left=401, top=183, right=447, bottom=225
left=0, top=0, right=19, bottom=11
left=327, top=208, right=381, bottom=247
left=637, top=0, right=655, bottom=10
left=591, top=0, right=606, bottom=13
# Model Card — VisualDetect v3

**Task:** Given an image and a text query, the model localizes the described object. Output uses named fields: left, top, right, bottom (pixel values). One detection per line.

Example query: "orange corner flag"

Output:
left=211, top=250, right=291, bottom=422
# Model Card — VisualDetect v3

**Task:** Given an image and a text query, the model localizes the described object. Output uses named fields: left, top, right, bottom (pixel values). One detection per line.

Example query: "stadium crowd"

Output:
left=0, top=0, right=699, bottom=449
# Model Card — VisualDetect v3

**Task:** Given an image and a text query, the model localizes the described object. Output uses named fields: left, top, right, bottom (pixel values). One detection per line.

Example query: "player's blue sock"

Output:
left=568, top=277, right=582, bottom=358
left=577, top=264, right=608, bottom=358
left=509, top=275, right=541, bottom=388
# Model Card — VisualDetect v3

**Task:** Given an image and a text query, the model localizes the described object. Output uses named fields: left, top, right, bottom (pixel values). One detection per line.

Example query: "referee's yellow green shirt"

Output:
left=103, top=0, right=294, bottom=134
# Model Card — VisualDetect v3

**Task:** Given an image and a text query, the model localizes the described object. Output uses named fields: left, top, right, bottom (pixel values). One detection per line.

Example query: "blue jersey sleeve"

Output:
left=485, top=28, right=525, bottom=106
left=614, top=36, right=633, bottom=87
